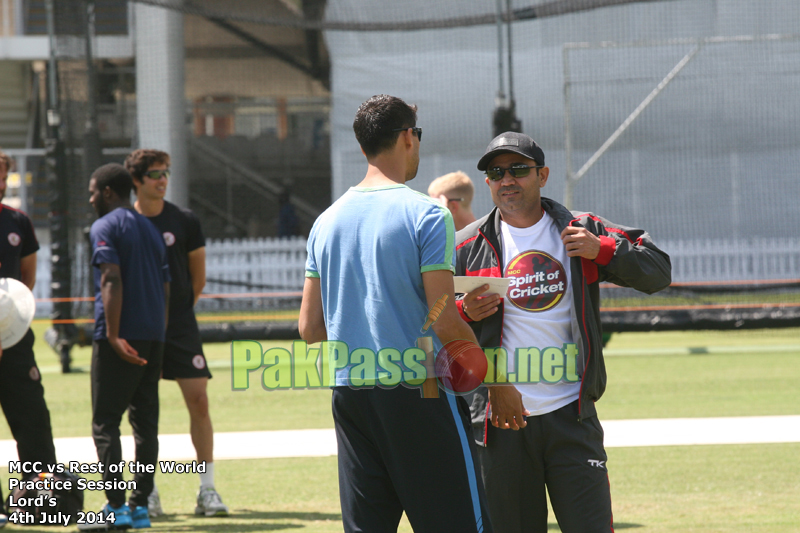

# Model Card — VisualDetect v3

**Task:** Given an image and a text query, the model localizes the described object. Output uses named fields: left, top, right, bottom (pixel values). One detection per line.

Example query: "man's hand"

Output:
left=561, top=226, right=601, bottom=260
left=461, top=284, right=501, bottom=322
left=487, top=384, right=530, bottom=430
left=108, top=336, right=147, bottom=366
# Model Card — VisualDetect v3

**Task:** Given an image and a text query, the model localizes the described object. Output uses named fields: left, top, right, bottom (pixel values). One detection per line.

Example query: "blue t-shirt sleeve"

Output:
left=418, top=204, right=456, bottom=274
left=90, top=219, right=120, bottom=267
left=304, top=221, right=320, bottom=278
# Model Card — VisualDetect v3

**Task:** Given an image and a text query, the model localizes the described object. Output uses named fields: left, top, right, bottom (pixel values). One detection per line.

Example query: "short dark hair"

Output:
left=124, top=148, right=170, bottom=183
left=353, top=95, right=417, bottom=158
left=92, top=163, right=133, bottom=199
left=0, top=148, right=12, bottom=173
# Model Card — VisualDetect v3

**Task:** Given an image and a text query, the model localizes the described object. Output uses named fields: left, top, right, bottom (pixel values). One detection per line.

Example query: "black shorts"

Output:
left=161, top=342, right=212, bottom=380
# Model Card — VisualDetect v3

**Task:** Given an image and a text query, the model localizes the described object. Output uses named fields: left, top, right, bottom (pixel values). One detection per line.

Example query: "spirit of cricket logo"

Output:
left=230, top=340, right=581, bottom=391
left=506, top=250, right=567, bottom=312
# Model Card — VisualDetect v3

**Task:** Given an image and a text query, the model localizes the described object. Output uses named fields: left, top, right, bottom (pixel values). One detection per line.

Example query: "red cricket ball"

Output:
left=435, top=339, right=488, bottom=395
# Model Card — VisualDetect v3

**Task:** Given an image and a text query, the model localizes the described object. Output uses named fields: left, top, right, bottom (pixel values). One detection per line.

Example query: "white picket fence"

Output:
left=204, top=236, right=307, bottom=293
left=34, top=236, right=308, bottom=317
left=31, top=236, right=800, bottom=317
left=661, top=238, right=800, bottom=282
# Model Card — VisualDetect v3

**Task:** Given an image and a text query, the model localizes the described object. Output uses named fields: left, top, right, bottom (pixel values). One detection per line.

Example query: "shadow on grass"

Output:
left=149, top=510, right=342, bottom=531
left=547, top=523, right=643, bottom=530
left=151, top=524, right=302, bottom=532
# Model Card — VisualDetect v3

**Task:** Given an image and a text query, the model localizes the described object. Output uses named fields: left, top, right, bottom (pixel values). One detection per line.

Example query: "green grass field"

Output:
left=2, top=326, right=799, bottom=531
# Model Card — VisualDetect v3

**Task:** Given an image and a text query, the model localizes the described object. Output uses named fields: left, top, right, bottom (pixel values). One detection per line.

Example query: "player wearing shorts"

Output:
left=127, top=149, right=229, bottom=517
left=300, top=95, right=493, bottom=533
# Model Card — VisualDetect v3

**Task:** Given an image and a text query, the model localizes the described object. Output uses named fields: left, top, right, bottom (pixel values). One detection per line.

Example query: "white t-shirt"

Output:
left=499, top=211, right=581, bottom=416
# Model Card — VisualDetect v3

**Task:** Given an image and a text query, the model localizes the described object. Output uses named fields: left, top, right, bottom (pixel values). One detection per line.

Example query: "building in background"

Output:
left=0, top=0, right=331, bottom=240
left=1, top=0, right=798, bottom=318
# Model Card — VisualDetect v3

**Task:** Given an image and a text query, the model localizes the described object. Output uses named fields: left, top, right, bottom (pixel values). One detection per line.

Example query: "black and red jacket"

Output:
left=454, top=197, right=671, bottom=445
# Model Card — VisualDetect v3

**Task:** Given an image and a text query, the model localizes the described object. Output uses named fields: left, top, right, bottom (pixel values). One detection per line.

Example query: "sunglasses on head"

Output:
left=392, top=127, right=422, bottom=141
left=144, top=169, right=170, bottom=180
left=485, top=164, right=542, bottom=181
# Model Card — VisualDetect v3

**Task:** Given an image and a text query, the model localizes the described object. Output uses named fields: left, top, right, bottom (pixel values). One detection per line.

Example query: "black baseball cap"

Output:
left=477, top=131, right=545, bottom=171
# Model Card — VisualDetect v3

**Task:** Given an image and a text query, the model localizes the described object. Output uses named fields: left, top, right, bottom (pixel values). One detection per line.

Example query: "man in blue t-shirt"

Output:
left=300, top=95, right=493, bottom=533
left=83, top=163, right=170, bottom=530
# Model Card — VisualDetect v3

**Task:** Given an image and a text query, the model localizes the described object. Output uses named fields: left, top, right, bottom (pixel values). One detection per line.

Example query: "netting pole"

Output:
left=495, top=0, right=505, bottom=103
left=83, top=0, right=102, bottom=181
left=506, top=0, right=515, bottom=107
left=563, top=44, right=575, bottom=209
left=134, top=0, right=188, bottom=207
left=45, top=0, right=74, bottom=373
left=492, top=0, right=521, bottom=135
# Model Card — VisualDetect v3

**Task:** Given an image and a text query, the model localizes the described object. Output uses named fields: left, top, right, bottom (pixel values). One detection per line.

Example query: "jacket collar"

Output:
left=480, top=196, right=574, bottom=241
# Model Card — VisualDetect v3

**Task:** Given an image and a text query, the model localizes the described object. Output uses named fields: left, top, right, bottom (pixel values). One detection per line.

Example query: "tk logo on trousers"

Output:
left=588, top=459, right=606, bottom=469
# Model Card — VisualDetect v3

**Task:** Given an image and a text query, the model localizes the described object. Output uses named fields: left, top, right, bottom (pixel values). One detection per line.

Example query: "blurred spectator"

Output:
left=277, top=189, right=299, bottom=238
left=428, top=171, right=476, bottom=231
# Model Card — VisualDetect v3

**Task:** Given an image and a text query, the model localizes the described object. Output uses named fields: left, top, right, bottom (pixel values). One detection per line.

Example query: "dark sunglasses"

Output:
left=392, top=127, right=422, bottom=141
left=144, top=169, right=170, bottom=180
left=486, top=164, right=542, bottom=181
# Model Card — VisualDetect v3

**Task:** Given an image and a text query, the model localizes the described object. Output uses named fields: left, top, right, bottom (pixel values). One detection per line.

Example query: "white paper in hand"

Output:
left=453, top=276, right=510, bottom=296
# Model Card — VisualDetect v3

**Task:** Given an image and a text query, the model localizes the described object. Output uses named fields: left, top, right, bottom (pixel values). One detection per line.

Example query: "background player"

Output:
left=428, top=170, right=477, bottom=231
left=0, top=149, right=58, bottom=527
left=83, top=163, right=170, bottom=530
left=299, top=95, right=493, bottom=533
left=126, top=149, right=229, bottom=517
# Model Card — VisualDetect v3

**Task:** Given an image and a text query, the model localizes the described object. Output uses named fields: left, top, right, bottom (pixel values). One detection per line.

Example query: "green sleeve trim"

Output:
left=410, top=188, right=457, bottom=272
left=420, top=264, right=456, bottom=274
left=437, top=205, right=456, bottom=272
left=305, top=270, right=320, bottom=278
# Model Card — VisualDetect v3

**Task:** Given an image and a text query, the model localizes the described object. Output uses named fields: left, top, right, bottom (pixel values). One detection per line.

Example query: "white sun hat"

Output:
left=0, top=278, right=36, bottom=349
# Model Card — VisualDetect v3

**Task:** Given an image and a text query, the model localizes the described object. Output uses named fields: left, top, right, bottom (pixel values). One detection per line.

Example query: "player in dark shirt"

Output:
left=0, top=150, right=58, bottom=528
left=82, top=163, right=170, bottom=530
left=127, top=149, right=229, bottom=517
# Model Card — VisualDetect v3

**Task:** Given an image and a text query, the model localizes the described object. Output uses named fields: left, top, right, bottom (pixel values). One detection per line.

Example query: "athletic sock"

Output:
left=199, top=462, right=215, bottom=489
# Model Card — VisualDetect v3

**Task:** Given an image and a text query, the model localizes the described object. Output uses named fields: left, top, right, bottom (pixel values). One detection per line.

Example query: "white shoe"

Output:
left=0, top=513, right=7, bottom=529
left=194, top=487, right=229, bottom=517
left=147, top=486, right=163, bottom=518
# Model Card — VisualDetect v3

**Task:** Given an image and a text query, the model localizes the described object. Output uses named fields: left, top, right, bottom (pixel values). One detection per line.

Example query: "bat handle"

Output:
left=416, top=336, right=438, bottom=399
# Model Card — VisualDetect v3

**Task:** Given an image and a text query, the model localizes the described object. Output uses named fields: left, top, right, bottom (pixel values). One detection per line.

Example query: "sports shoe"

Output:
left=77, top=502, right=132, bottom=531
left=147, top=485, right=163, bottom=517
left=130, top=506, right=150, bottom=529
left=0, top=513, right=7, bottom=529
left=194, top=487, right=229, bottom=517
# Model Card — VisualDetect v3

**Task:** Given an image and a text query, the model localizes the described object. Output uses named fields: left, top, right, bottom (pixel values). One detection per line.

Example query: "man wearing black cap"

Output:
left=82, top=163, right=170, bottom=530
left=454, top=132, right=671, bottom=533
